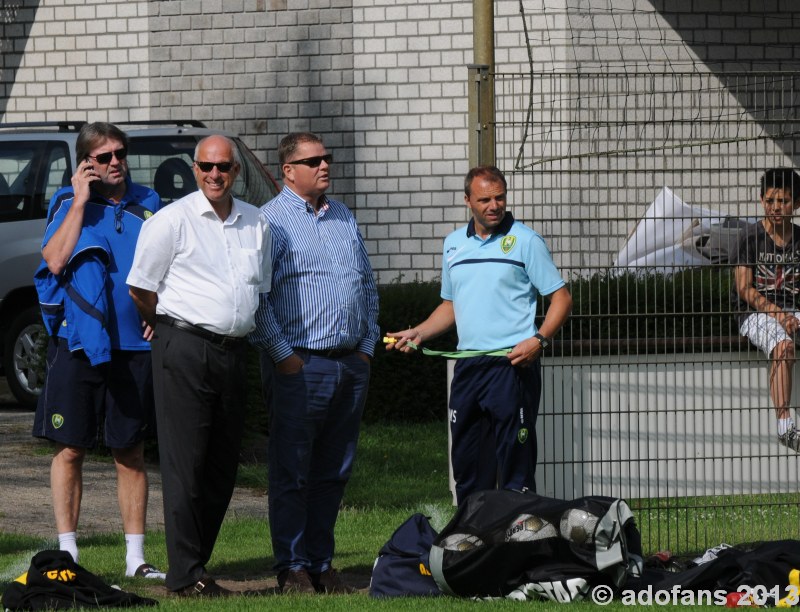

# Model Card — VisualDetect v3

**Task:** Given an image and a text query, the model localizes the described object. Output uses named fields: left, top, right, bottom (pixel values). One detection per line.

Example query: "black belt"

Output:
left=156, top=315, right=247, bottom=349
left=294, top=347, right=355, bottom=359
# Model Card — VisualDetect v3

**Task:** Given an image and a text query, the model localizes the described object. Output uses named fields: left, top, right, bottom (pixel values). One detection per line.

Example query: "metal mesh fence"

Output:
left=492, top=70, right=800, bottom=553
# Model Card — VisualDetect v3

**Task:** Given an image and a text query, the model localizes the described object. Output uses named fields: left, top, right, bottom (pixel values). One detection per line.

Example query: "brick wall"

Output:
left=146, top=0, right=476, bottom=282
left=3, top=0, right=800, bottom=281
left=490, top=1, right=800, bottom=273
left=351, top=0, right=473, bottom=278
left=0, top=1, right=151, bottom=122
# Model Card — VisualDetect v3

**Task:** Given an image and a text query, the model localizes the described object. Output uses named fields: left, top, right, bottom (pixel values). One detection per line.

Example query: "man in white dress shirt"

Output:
left=127, top=135, right=271, bottom=597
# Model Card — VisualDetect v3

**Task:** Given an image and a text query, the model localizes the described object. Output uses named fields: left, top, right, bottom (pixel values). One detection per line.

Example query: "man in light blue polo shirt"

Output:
left=387, top=166, right=572, bottom=504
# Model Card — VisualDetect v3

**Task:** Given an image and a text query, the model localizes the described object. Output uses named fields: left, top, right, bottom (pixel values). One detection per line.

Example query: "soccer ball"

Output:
left=559, top=508, right=599, bottom=545
left=439, top=532, right=485, bottom=551
left=505, top=513, right=558, bottom=542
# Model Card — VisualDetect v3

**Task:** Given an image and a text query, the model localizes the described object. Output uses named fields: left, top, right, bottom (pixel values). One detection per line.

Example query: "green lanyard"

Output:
left=405, top=340, right=512, bottom=359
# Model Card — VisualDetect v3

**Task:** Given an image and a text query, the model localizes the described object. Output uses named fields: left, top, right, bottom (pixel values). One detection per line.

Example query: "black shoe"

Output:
left=311, top=568, right=356, bottom=594
left=277, top=568, right=316, bottom=594
left=176, top=575, right=233, bottom=597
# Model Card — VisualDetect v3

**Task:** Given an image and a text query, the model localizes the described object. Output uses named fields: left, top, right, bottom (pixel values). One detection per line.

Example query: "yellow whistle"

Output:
left=383, top=336, right=398, bottom=344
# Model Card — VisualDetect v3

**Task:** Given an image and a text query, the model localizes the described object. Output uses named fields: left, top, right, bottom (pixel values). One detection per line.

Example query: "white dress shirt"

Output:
left=127, top=189, right=271, bottom=337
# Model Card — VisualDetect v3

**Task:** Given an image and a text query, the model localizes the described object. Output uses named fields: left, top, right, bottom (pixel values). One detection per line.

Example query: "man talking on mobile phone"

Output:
left=33, top=122, right=165, bottom=580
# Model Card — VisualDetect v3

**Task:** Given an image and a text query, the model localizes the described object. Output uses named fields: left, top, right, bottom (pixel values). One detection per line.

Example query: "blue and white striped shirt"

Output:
left=250, top=186, right=380, bottom=362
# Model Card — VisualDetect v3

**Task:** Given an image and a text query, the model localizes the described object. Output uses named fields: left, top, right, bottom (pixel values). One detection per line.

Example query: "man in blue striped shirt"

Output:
left=251, top=132, right=380, bottom=594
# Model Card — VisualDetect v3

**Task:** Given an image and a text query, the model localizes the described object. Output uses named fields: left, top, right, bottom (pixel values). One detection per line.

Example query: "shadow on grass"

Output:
left=77, top=533, right=124, bottom=548
left=0, top=533, right=47, bottom=557
left=236, top=422, right=452, bottom=508
left=344, top=423, right=451, bottom=508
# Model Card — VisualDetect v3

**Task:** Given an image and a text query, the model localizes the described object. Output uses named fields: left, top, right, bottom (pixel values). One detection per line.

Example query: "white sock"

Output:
left=778, top=418, right=795, bottom=436
left=58, top=532, right=78, bottom=563
left=124, top=533, right=146, bottom=576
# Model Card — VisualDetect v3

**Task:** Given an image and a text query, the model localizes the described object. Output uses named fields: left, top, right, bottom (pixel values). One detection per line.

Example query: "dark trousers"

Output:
left=151, top=324, right=247, bottom=591
left=261, top=350, right=370, bottom=574
left=449, top=356, right=541, bottom=505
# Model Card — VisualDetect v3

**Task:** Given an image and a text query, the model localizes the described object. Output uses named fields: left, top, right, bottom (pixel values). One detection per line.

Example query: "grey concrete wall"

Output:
left=2, top=0, right=800, bottom=281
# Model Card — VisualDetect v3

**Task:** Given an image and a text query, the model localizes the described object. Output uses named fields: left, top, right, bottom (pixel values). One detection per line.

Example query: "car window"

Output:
left=127, top=136, right=277, bottom=206
left=43, top=146, right=71, bottom=206
left=126, top=137, right=197, bottom=205
left=232, top=139, right=277, bottom=206
left=0, top=141, right=70, bottom=222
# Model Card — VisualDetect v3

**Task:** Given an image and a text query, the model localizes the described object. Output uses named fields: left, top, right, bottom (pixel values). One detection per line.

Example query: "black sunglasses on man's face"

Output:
left=86, top=148, right=128, bottom=165
left=194, top=160, right=235, bottom=173
left=286, top=154, right=333, bottom=168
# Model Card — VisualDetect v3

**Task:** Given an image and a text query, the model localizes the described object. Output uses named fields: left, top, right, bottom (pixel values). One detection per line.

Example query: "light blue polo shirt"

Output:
left=441, top=212, right=565, bottom=351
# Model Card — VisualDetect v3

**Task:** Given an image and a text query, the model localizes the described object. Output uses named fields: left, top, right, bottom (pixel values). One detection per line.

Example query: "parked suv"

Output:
left=0, top=120, right=280, bottom=407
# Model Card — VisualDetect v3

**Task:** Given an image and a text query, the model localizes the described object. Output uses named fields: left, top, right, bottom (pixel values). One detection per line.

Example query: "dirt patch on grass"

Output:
left=0, top=385, right=370, bottom=595
left=0, top=408, right=268, bottom=539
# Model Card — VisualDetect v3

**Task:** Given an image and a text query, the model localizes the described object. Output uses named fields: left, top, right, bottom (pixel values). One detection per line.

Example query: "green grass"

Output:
left=631, top=492, right=800, bottom=554
left=0, top=423, right=462, bottom=610
left=236, top=422, right=453, bottom=509
left=1, top=422, right=797, bottom=610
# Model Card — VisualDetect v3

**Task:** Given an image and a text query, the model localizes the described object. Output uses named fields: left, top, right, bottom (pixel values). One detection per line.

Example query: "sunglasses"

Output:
left=286, top=154, right=333, bottom=168
left=86, top=148, right=127, bottom=165
left=194, top=160, right=235, bottom=173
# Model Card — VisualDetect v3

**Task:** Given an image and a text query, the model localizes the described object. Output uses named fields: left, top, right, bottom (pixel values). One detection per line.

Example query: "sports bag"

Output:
left=429, top=489, right=643, bottom=601
left=628, top=539, right=800, bottom=605
left=369, top=513, right=443, bottom=598
left=2, top=550, right=157, bottom=610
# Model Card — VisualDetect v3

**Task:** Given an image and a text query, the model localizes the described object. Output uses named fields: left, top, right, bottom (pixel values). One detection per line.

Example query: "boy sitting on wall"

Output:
left=731, top=167, right=800, bottom=452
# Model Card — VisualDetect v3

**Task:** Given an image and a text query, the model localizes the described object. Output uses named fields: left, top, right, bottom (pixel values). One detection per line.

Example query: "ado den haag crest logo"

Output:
left=501, top=235, right=516, bottom=254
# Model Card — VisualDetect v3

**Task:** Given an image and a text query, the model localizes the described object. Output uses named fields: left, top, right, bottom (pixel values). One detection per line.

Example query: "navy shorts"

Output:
left=33, top=337, right=155, bottom=449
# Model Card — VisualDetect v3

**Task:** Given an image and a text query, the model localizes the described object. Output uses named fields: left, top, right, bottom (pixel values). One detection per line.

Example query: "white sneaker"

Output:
left=692, top=542, right=732, bottom=566
left=778, top=425, right=800, bottom=452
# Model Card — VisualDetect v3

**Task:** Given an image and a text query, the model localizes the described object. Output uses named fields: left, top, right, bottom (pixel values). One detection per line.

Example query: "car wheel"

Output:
left=3, top=306, right=47, bottom=408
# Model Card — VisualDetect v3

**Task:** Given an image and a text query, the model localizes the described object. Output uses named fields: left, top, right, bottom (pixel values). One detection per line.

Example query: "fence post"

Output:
left=468, top=64, right=495, bottom=168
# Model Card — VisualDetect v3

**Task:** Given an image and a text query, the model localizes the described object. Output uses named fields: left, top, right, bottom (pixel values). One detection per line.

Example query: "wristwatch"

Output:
left=534, top=333, right=550, bottom=350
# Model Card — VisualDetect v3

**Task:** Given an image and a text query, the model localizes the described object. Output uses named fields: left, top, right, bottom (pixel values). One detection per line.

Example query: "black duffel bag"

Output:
left=429, top=489, right=643, bottom=602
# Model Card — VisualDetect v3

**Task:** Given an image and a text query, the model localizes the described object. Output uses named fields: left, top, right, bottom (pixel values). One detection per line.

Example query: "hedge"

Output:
left=243, top=266, right=742, bottom=438
left=558, top=267, right=741, bottom=354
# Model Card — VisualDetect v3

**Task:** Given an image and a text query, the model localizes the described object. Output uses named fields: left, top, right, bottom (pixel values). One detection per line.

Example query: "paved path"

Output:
left=0, top=378, right=267, bottom=539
